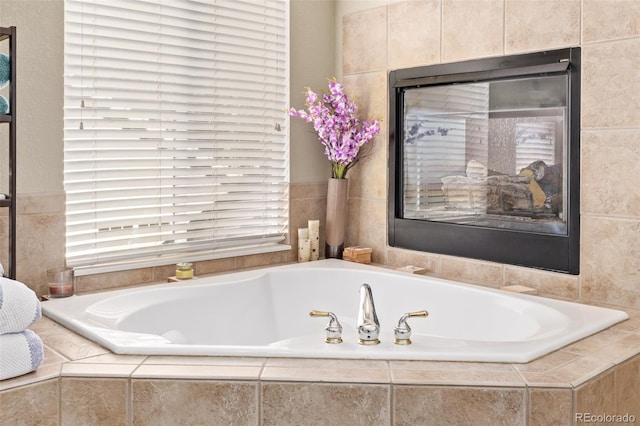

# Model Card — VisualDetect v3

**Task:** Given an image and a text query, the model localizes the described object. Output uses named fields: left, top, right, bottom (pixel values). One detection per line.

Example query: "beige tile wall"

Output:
left=132, top=380, right=258, bottom=425
left=61, top=378, right=129, bottom=425
left=262, top=382, right=390, bottom=425
left=0, top=193, right=66, bottom=297
left=394, top=385, right=526, bottom=425
left=528, top=388, right=573, bottom=426
left=442, top=0, right=504, bottom=61
left=0, top=379, right=59, bottom=426
left=342, top=0, right=640, bottom=309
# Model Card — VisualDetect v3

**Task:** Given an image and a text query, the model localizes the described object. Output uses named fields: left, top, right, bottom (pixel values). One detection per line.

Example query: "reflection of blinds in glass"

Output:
left=403, top=84, right=489, bottom=218
left=515, top=122, right=555, bottom=173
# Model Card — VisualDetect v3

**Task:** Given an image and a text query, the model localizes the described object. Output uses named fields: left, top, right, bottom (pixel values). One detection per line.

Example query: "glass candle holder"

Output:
left=175, top=262, right=194, bottom=279
left=47, top=267, right=74, bottom=298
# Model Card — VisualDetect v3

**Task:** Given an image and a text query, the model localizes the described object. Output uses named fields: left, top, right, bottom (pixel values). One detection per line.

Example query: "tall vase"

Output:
left=325, top=178, right=348, bottom=259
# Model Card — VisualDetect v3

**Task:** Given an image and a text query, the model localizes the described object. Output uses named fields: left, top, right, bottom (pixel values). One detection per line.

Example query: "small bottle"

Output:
left=175, top=262, right=193, bottom=279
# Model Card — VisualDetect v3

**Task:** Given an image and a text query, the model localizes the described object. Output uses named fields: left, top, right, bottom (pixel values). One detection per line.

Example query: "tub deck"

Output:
left=40, top=260, right=628, bottom=363
left=2, top=309, right=639, bottom=424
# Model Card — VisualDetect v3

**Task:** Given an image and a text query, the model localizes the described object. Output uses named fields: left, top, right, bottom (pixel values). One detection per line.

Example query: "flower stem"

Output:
left=332, top=163, right=348, bottom=179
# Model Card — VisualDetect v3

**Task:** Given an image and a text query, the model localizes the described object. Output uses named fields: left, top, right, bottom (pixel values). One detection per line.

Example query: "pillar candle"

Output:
left=308, top=219, right=320, bottom=261
left=298, top=228, right=310, bottom=262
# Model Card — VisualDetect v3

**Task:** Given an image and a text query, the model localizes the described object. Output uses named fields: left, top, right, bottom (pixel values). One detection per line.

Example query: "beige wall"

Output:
left=0, top=0, right=64, bottom=194
left=290, top=0, right=335, bottom=182
left=340, top=0, right=640, bottom=310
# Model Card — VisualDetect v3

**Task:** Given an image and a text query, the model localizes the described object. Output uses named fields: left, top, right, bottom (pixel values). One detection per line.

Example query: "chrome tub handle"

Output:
left=394, top=310, right=429, bottom=345
left=309, top=310, right=343, bottom=344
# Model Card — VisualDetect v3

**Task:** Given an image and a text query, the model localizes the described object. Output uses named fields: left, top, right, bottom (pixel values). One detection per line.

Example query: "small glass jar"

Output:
left=47, top=267, right=74, bottom=298
left=175, top=262, right=193, bottom=279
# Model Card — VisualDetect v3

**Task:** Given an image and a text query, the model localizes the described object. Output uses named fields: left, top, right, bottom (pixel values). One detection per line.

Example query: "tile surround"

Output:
left=341, top=72, right=387, bottom=201
left=505, top=0, right=580, bottom=53
left=328, top=3, right=640, bottom=419
left=346, top=197, right=387, bottom=264
left=581, top=216, right=640, bottom=308
left=342, top=0, right=640, bottom=313
left=441, top=0, right=504, bottom=62
left=575, top=369, right=616, bottom=420
left=581, top=129, right=640, bottom=218
left=342, top=7, right=387, bottom=75
left=261, top=358, right=390, bottom=384
left=0, top=379, right=59, bottom=426
left=582, top=37, right=640, bottom=129
left=61, top=378, right=128, bottom=426
left=528, top=388, right=573, bottom=426
left=0, top=193, right=66, bottom=297
left=386, top=247, right=441, bottom=275
left=262, top=382, right=390, bottom=426
left=387, top=0, right=440, bottom=69
left=132, top=380, right=258, bottom=426
left=616, top=355, right=640, bottom=417
left=390, top=360, right=524, bottom=387
left=438, top=256, right=504, bottom=288
left=503, top=265, right=579, bottom=299
left=583, top=0, right=640, bottom=42
left=394, top=385, right=527, bottom=426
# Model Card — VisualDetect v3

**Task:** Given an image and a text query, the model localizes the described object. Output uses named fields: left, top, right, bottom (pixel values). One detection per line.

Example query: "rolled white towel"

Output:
left=0, top=277, right=42, bottom=335
left=0, top=329, right=44, bottom=380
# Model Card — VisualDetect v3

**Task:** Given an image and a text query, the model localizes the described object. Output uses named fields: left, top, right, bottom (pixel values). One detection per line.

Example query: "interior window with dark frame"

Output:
left=388, top=48, right=581, bottom=274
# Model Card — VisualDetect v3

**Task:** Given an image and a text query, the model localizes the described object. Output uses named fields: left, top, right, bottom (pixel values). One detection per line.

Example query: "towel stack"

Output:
left=0, top=275, right=44, bottom=380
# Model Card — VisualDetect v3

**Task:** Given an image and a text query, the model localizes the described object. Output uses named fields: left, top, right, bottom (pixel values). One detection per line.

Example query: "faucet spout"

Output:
left=357, top=283, right=380, bottom=345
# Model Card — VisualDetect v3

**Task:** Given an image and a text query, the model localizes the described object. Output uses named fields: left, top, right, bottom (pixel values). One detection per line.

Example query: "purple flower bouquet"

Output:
left=288, top=79, right=381, bottom=179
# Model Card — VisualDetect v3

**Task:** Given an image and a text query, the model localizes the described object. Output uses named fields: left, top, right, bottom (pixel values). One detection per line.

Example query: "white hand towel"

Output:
left=0, top=329, right=44, bottom=380
left=0, top=277, right=42, bottom=335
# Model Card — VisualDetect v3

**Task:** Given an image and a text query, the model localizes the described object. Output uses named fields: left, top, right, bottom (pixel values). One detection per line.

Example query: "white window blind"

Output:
left=63, top=0, right=289, bottom=272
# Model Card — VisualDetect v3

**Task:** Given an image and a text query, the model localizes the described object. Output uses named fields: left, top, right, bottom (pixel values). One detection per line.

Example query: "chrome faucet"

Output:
left=357, top=283, right=380, bottom=345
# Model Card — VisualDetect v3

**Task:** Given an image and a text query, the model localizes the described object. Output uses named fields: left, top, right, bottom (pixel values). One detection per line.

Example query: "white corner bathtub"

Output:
left=42, top=260, right=628, bottom=363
